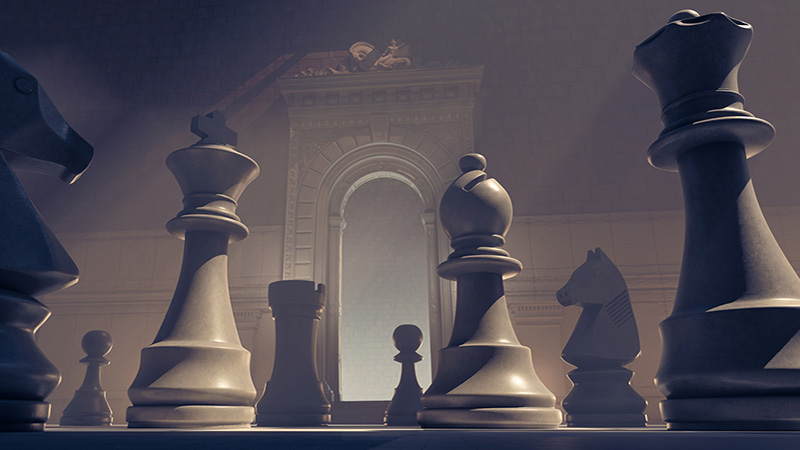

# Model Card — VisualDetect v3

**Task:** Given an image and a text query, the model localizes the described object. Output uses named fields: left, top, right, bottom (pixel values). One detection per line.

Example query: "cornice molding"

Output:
left=279, top=66, right=484, bottom=118
left=279, top=66, right=484, bottom=95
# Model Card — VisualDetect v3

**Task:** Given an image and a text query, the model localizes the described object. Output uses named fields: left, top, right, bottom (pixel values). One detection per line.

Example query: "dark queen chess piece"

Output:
left=0, top=51, right=93, bottom=432
left=384, top=324, right=424, bottom=426
left=257, top=280, right=331, bottom=426
left=557, top=248, right=647, bottom=427
left=127, top=111, right=259, bottom=428
left=60, top=331, right=114, bottom=426
left=633, top=10, right=800, bottom=430
left=417, top=154, right=562, bottom=428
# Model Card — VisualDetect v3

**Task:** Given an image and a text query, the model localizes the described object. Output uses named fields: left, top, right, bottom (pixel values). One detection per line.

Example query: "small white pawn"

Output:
left=384, top=325, right=423, bottom=426
left=60, top=330, right=113, bottom=426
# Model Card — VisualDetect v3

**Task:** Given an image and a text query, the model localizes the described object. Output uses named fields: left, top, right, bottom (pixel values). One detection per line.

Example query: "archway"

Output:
left=277, top=65, right=484, bottom=409
left=339, top=174, right=432, bottom=400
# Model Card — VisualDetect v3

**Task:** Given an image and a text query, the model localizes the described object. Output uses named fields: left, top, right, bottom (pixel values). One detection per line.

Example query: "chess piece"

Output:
left=633, top=10, right=800, bottom=430
left=0, top=51, right=93, bottom=432
left=60, top=330, right=113, bottom=426
left=384, top=324, right=423, bottom=426
left=127, top=111, right=259, bottom=428
left=256, top=280, right=330, bottom=426
left=417, top=154, right=562, bottom=428
left=556, top=248, right=647, bottom=427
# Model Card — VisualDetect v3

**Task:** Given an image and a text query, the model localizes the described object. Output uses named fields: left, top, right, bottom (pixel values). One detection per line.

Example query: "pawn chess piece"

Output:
left=60, top=331, right=113, bottom=426
left=127, top=111, right=259, bottom=428
left=633, top=11, right=800, bottom=430
left=556, top=249, right=647, bottom=427
left=0, top=51, right=93, bottom=432
left=384, top=324, right=424, bottom=426
left=417, top=154, right=562, bottom=428
left=256, top=280, right=331, bottom=426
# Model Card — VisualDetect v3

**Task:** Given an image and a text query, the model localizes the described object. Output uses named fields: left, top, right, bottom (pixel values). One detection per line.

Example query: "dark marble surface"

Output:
left=3, top=426, right=799, bottom=450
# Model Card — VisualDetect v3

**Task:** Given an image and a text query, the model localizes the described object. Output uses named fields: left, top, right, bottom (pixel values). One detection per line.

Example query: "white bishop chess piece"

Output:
left=417, top=153, right=562, bottom=428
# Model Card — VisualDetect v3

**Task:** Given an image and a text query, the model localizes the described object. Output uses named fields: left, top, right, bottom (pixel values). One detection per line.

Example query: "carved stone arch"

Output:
left=278, top=65, right=484, bottom=406
left=298, top=137, right=457, bottom=399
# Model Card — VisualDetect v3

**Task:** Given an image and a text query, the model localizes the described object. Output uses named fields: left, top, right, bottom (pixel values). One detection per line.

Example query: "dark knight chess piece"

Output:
left=557, top=248, right=647, bottom=427
left=60, top=330, right=114, bottom=426
left=127, top=111, right=259, bottom=428
left=0, top=50, right=93, bottom=432
left=417, top=153, right=562, bottom=428
left=257, top=280, right=331, bottom=426
left=633, top=10, right=800, bottom=430
left=384, top=324, right=424, bottom=426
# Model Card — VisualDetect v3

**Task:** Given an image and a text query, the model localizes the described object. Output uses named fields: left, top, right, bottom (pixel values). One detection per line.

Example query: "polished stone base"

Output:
left=566, top=413, right=646, bottom=428
left=417, top=407, right=562, bottom=429
left=0, top=400, right=50, bottom=431
left=60, top=414, right=112, bottom=427
left=419, top=344, right=561, bottom=428
left=657, top=307, right=800, bottom=430
left=563, top=368, right=647, bottom=427
left=257, top=379, right=331, bottom=427
left=256, top=413, right=332, bottom=427
left=385, top=386, right=423, bottom=426
left=661, top=396, right=800, bottom=430
left=126, top=405, right=254, bottom=428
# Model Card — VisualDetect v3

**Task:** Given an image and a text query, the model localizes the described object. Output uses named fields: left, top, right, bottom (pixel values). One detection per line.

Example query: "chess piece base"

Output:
left=657, top=308, right=800, bottom=398
left=658, top=308, right=800, bottom=430
left=60, top=413, right=112, bottom=426
left=256, top=413, right=331, bottom=427
left=256, top=379, right=331, bottom=426
left=126, top=405, right=254, bottom=428
left=385, top=386, right=423, bottom=426
left=661, top=396, right=800, bottom=430
left=417, top=407, right=562, bottom=429
left=0, top=400, right=49, bottom=432
left=422, top=345, right=557, bottom=408
left=566, top=413, right=646, bottom=428
left=563, top=367, right=647, bottom=427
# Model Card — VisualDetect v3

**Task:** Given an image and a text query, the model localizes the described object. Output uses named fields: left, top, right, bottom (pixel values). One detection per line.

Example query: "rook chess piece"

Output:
left=633, top=10, right=800, bottom=430
left=0, top=51, right=93, bottom=432
left=256, top=280, right=331, bottom=426
left=384, top=324, right=423, bottom=426
left=417, top=153, right=562, bottom=428
left=126, top=111, right=259, bottom=428
left=60, top=330, right=113, bottom=426
left=556, top=248, right=647, bottom=427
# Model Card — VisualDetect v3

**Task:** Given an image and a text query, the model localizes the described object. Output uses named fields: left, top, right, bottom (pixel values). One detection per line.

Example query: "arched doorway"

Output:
left=277, top=65, right=484, bottom=412
left=339, top=175, right=432, bottom=400
left=314, top=144, right=451, bottom=401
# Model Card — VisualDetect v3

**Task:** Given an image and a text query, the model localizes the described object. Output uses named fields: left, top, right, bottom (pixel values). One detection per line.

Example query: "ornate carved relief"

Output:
left=294, top=39, right=466, bottom=78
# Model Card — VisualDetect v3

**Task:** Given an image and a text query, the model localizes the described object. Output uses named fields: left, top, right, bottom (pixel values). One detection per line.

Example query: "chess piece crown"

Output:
left=437, top=153, right=520, bottom=280
left=165, top=110, right=258, bottom=242
left=632, top=10, right=774, bottom=170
